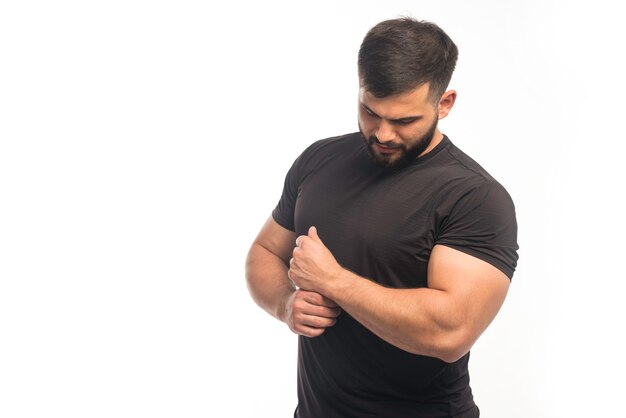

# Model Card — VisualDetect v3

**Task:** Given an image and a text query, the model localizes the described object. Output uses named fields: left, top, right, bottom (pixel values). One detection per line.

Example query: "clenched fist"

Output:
left=288, top=226, right=344, bottom=295
left=283, top=289, right=341, bottom=338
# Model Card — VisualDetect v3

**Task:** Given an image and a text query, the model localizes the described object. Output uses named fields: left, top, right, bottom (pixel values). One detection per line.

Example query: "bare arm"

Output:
left=245, top=216, right=296, bottom=320
left=246, top=217, right=341, bottom=337
left=289, top=227, right=510, bottom=362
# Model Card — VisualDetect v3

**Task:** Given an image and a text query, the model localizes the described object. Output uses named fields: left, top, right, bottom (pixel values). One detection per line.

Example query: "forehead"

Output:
left=359, top=83, right=434, bottom=116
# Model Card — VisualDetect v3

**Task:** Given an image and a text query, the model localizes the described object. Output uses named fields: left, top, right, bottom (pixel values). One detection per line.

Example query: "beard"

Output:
left=359, top=117, right=438, bottom=169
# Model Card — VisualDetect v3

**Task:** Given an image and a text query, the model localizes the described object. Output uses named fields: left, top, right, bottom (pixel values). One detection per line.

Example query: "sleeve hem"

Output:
left=436, top=243, right=515, bottom=280
left=271, top=209, right=295, bottom=232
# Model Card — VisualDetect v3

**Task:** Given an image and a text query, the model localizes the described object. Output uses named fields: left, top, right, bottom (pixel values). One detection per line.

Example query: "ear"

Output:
left=438, top=90, right=457, bottom=120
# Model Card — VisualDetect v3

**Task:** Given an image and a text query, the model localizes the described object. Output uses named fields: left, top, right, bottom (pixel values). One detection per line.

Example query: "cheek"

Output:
left=397, top=125, right=424, bottom=145
left=405, top=117, right=435, bottom=138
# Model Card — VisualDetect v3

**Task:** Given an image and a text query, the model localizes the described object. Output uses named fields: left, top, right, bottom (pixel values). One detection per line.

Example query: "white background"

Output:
left=1, top=1, right=624, bottom=417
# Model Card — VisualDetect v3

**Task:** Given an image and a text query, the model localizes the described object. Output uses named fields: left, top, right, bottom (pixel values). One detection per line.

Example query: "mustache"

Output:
left=368, top=136, right=403, bottom=149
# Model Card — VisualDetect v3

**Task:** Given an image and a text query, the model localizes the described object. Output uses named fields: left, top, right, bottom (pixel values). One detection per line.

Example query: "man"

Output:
left=246, top=17, right=518, bottom=418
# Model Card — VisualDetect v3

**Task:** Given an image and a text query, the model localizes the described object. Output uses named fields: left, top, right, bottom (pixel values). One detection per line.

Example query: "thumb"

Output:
left=308, top=226, right=322, bottom=243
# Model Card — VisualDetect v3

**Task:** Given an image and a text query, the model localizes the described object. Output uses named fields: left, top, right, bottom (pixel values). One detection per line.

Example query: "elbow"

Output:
left=245, top=244, right=265, bottom=297
left=437, top=346, right=470, bottom=364
left=244, top=249, right=255, bottom=289
left=429, top=328, right=476, bottom=364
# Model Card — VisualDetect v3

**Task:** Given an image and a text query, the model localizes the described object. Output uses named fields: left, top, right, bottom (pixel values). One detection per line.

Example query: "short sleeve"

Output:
left=271, top=154, right=302, bottom=232
left=435, top=181, right=519, bottom=279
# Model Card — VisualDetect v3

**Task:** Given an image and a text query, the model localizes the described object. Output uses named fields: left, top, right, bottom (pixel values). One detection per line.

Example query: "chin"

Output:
left=369, top=147, right=407, bottom=169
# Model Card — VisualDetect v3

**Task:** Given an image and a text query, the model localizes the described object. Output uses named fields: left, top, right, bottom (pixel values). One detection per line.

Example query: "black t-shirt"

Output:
left=272, top=132, right=518, bottom=418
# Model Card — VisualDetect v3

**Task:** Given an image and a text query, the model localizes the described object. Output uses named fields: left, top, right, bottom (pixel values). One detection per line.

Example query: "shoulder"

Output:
left=435, top=139, right=496, bottom=182
left=431, top=138, right=514, bottom=204
left=432, top=139, right=518, bottom=277
left=431, top=139, right=517, bottom=235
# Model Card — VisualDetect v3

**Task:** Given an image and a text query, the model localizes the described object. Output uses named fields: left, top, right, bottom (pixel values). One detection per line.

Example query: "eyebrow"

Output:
left=361, top=103, right=422, bottom=123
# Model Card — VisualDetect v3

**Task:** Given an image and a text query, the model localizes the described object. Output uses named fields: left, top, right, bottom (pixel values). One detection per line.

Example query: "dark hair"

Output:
left=358, top=17, right=458, bottom=102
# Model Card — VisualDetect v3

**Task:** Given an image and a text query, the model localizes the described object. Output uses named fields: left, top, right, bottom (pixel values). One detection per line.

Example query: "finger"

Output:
left=306, top=306, right=342, bottom=319
left=294, top=325, right=326, bottom=338
left=298, top=313, right=338, bottom=329
left=300, top=291, right=338, bottom=309
left=308, top=226, right=321, bottom=242
left=300, top=290, right=325, bottom=306
left=327, top=306, right=342, bottom=318
left=295, top=297, right=342, bottom=319
left=295, top=235, right=306, bottom=248
left=318, top=294, right=340, bottom=308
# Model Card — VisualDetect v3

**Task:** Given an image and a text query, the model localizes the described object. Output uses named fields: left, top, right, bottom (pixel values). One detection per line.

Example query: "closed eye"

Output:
left=362, top=105, right=379, bottom=118
left=361, top=104, right=422, bottom=125
left=392, top=117, right=421, bottom=126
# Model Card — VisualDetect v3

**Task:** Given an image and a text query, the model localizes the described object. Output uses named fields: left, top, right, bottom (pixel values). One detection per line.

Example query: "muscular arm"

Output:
left=289, top=228, right=510, bottom=362
left=246, top=217, right=341, bottom=336
left=245, top=216, right=296, bottom=321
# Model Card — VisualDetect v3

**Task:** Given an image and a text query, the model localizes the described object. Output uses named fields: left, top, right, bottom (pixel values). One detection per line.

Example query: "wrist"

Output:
left=324, top=267, right=353, bottom=302
left=276, top=287, right=296, bottom=323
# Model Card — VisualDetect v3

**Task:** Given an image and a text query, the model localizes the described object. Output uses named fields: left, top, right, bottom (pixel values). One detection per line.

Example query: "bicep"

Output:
left=251, top=216, right=297, bottom=265
left=428, top=244, right=510, bottom=338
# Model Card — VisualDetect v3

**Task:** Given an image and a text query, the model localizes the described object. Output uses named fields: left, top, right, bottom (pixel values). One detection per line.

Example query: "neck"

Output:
left=418, top=129, right=444, bottom=158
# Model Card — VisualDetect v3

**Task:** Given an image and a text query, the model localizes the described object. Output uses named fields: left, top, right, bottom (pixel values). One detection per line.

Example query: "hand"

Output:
left=284, top=289, right=342, bottom=337
left=288, top=226, right=343, bottom=295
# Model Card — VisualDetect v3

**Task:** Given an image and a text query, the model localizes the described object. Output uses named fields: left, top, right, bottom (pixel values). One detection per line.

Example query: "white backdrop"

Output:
left=1, top=1, right=624, bottom=417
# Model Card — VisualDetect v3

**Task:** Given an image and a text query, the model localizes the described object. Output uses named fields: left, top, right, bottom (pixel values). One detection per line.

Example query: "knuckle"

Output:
left=292, top=305, right=303, bottom=317
left=302, top=327, right=317, bottom=338
left=311, top=328, right=325, bottom=337
left=318, top=318, right=330, bottom=328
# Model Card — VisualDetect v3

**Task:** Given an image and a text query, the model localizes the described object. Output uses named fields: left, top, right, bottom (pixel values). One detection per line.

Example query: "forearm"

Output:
left=326, top=269, right=469, bottom=362
left=245, top=243, right=295, bottom=322
left=289, top=233, right=508, bottom=362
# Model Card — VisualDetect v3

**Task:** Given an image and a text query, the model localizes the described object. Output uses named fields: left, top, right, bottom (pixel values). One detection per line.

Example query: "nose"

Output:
left=375, top=120, right=396, bottom=143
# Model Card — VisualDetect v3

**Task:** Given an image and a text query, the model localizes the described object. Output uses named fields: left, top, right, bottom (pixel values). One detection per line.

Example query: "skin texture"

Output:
left=246, top=84, right=510, bottom=362
left=246, top=217, right=341, bottom=338
left=357, top=83, right=456, bottom=166
left=288, top=226, right=509, bottom=363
